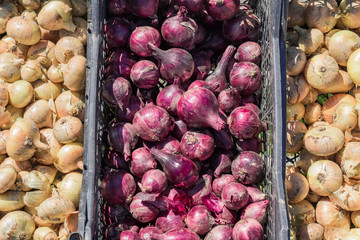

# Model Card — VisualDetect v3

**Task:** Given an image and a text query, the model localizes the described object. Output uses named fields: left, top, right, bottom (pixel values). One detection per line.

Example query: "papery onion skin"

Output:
left=286, top=171, right=309, bottom=203
left=329, top=30, right=360, bottom=66
left=322, top=94, right=356, bottom=123
left=240, top=199, right=269, bottom=226
left=155, top=211, right=185, bottom=232
left=329, top=182, right=360, bottom=211
left=289, top=200, right=315, bottom=230
left=55, top=90, right=85, bottom=121
left=204, top=225, right=233, bottom=240
left=221, top=182, right=249, bottom=210
left=185, top=205, right=215, bottom=235
left=139, top=169, right=168, bottom=194
left=129, top=26, right=161, bottom=57
left=53, top=116, right=83, bottom=144
left=205, top=0, right=240, bottom=21
left=57, top=172, right=82, bottom=207
left=54, top=36, right=84, bottom=64
left=232, top=218, right=264, bottom=240
left=230, top=62, right=262, bottom=96
left=155, top=136, right=181, bottom=154
left=108, top=122, right=138, bottom=161
left=156, top=80, right=184, bottom=116
left=232, top=151, right=265, bottom=185
left=235, top=41, right=261, bottom=64
left=130, top=148, right=157, bottom=177
left=348, top=48, right=360, bottom=86
left=6, top=16, right=41, bottom=46
left=24, top=100, right=53, bottom=129
left=286, top=75, right=310, bottom=104
left=130, top=60, right=160, bottom=89
left=55, top=142, right=83, bottom=173
left=0, top=211, right=35, bottom=240
left=212, top=174, right=236, bottom=197
left=180, top=130, right=215, bottom=161
left=63, top=55, right=86, bottom=91
left=129, top=196, right=159, bottom=223
left=304, top=103, right=321, bottom=125
left=316, top=197, right=350, bottom=228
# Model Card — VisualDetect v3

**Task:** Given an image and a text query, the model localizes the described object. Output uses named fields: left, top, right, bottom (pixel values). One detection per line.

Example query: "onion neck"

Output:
left=148, top=43, right=165, bottom=62
left=213, top=45, right=236, bottom=75
left=177, top=6, right=188, bottom=20
left=293, top=25, right=307, bottom=38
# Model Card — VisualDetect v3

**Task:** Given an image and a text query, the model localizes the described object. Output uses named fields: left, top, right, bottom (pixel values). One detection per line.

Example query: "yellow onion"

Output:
left=0, top=155, right=5, bottom=162
left=15, top=171, right=31, bottom=191
left=37, top=191, right=76, bottom=224
left=0, top=130, right=8, bottom=154
left=286, top=171, right=309, bottom=203
left=0, top=35, right=29, bottom=59
left=6, top=118, right=49, bottom=161
left=18, top=0, right=40, bottom=10
left=329, top=181, right=360, bottom=211
left=302, top=87, right=319, bottom=105
left=0, top=106, right=11, bottom=126
left=337, top=142, right=360, bottom=179
left=53, top=116, right=83, bottom=144
left=1, top=105, right=24, bottom=130
left=23, top=188, right=50, bottom=208
left=21, top=60, right=46, bottom=83
left=6, top=15, right=41, bottom=45
left=340, top=0, right=360, bottom=29
left=325, top=29, right=342, bottom=49
left=289, top=200, right=316, bottom=231
left=34, top=128, right=63, bottom=165
left=54, top=36, right=85, bottom=64
left=305, top=0, right=340, bottom=33
left=323, top=94, right=356, bottom=123
left=58, top=223, right=69, bottom=240
left=343, top=233, right=360, bottom=239
left=57, top=172, right=82, bottom=207
left=304, top=103, right=322, bottom=125
left=316, top=197, right=350, bottom=229
left=320, top=70, right=354, bottom=94
left=27, top=40, right=56, bottom=68
left=39, top=26, right=60, bottom=43
left=296, top=223, right=324, bottom=240
left=70, top=0, right=86, bottom=16
left=295, top=148, right=322, bottom=173
left=0, top=211, right=35, bottom=239
left=8, top=80, right=34, bottom=108
left=348, top=48, right=360, bottom=85
left=34, top=165, right=57, bottom=184
left=352, top=211, right=360, bottom=228
left=24, top=100, right=53, bottom=129
left=23, top=170, right=50, bottom=190
left=304, top=53, right=339, bottom=90
left=324, top=227, right=350, bottom=240
left=0, top=1, right=18, bottom=34
left=63, top=55, right=86, bottom=91
left=55, top=142, right=83, bottom=173
left=332, top=103, right=358, bottom=132
left=0, top=157, right=32, bottom=172
left=0, top=84, right=8, bottom=107
left=33, top=80, right=62, bottom=100
left=287, top=29, right=300, bottom=46
left=47, top=64, right=64, bottom=83
left=33, top=227, right=58, bottom=240
left=287, top=46, right=307, bottom=76
left=294, top=26, right=324, bottom=55
left=0, top=166, right=16, bottom=193
left=306, top=190, right=322, bottom=203
left=287, top=120, right=307, bottom=153
left=304, top=123, right=344, bottom=156
left=0, top=191, right=25, bottom=211
left=287, top=75, right=310, bottom=104
left=287, top=0, right=308, bottom=28
left=307, top=160, right=343, bottom=196
left=287, top=103, right=305, bottom=121
left=0, top=53, right=24, bottom=83
left=329, top=30, right=360, bottom=66
left=55, top=90, right=85, bottom=120
left=59, top=17, right=87, bottom=45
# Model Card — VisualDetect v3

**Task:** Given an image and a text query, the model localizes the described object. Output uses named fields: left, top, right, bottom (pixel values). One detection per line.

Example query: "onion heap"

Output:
left=0, top=1, right=86, bottom=239
left=286, top=0, right=360, bottom=239
left=101, top=0, right=267, bottom=239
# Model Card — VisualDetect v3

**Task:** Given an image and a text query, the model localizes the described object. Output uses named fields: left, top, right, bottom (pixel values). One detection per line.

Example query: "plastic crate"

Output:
left=74, top=0, right=289, bottom=239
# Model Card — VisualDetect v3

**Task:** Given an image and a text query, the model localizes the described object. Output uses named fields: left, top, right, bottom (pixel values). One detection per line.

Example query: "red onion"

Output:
left=188, top=80, right=212, bottom=90
left=210, top=150, right=235, bottom=177
left=107, top=0, right=130, bottom=16
left=161, top=7, right=198, bottom=49
left=232, top=151, right=265, bottom=185
left=105, top=223, right=132, bottom=240
left=137, top=87, right=159, bottom=104
left=215, top=206, right=237, bottom=225
left=194, top=24, right=206, bottom=45
left=101, top=170, right=136, bottom=205
left=104, top=150, right=129, bottom=171
left=205, top=0, right=240, bottom=21
left=130, top=147, right=157, bottom=177
left=171, top=118, right=188, bottom=140
left=177, top=87, right=226, bottom=130
left=174, top=0, right=205, bottom=13
left=135, top=17, right=161, bottom=28
left=235, top=41, right=261, bottom=64
left=120, top=226, right=141, bottom=240
left=202, top=192, right=225, bottom=214
left=201, top=31, right=227, bottom=53
left=246, top=186, right=267, bottom=203
left=150, top=148, right=199, bottom=189
left=130, top=197, right=160, bottom=223
left=180, top=130, right=215, bottom=161
left=218, top=88, right=241, bottom=113
left=230, top=62, right=261, bottom=95
left=148, top=43, right=194, bottom=83
left=227, top=106, right=265, bottom=139
left=102, top=203, right=134, bottom=225
left=139, top=169, right=168, bottom=194
left=105, top=17, right=131, bottom=49
left=139, top=227, right=163, bottom=240
left=116, top=96, right=144, bottom=123
left=155, top=210, right=185, bottom=232
left=153, top=228, right=200, bottom=240
left=132, top=104, right=174, bottom=142
left=192, top=50, right=214, bottom=80
left=105, top=49, right=136, bottom=79
left=185, top=205, right=215, bottom=235
left=226, top=56, right=236, bottom=79
left=186, top=171, right=212, bottom=205
left=205, top=45, right=235, bottom=94
left=130, top=60, right=160, bottom=89
left=130, top=26, right=161, bottom=57
left=232, top=219, right=264, bottom=240
left=101, top=77, right=132, bottom=109
left=204, top=225, right=233, bottom=240
left=108, top=122, right=138, bottom=161
left=240, top=199, right=269, bottom=225
left=163, top=187, right=191, bottom=214
left=212, top=174, right=236, bottom=197
left=243, top=103, right=261, bottom=115
left=236, top=137, right=262, bottom=153
left=221, top=182, right=249, bottom=210
left=130, top=0, right=159, bottom=18
left=209, top=109, right=234, bottom=150
left=200, top=9, right=220, bottom=29
left=156, top=80, right=184, bottom=116
left=241, top=94, right=257, bottom=105
left=155, top=136, right=181, bottom=154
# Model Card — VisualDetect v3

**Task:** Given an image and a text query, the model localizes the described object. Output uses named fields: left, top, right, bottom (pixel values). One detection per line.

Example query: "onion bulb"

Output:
left=337, top=142, right=360, bottom=179
left=0, top=106, right=11, bottom=126
left=0, top=191, right=25, bottom=211
left=47, top=64, right=64, bottom=83
left=0, top=157, right=32, bottom=173
left=27, top=40, right=55, bottom=68
left=302, top=86, right=319, bottom=105
left=329, top=181, right=360, bottom=211
left=6, top=15, right=41, bottom=45
left=304, top=123, right=344, bottom=156
left=287, top=0, right=308, bottom=28
left=24, top=100, right=53, bottom=129
left=0, top=35, right=29, bottom=59
left=352, top=211, right=360, bottom=228
left=305, top=0, right=340, bottom=33
left=55, top=142, right=83, bottom=173
left=57, top=171, right=82, bottom=207
left=33, top=165, right=57, bottom=184
left=340, top=0, right=360, bottom=29
left=320, top=70, right=354, bottom=94
left=33, top=80, right=62, bottom=100
left=8, top=80, right=33, bottom=108
left=323, top=94, right=356, bottom=123
left=63, top=55, right=86, bottom=91
left=295, top=149, right=322, bottom=174
left=33, top=227, right=58, bottom=240
left=0, top=84, right=8, bottom=107
left=0, top=53, right=24, bottom=83
left=39, top=27, right=60, bottom=43
left=287, top=103, right=305, bottom=121
left=287, top=46, right=307, bottom=76
left=0, top=1, right=18, bottom=34
left=287, top=75, right=310, bottom=104
left=286, top=171, right=309, bottom=203
left=294, top=26, right=324, bottom=55
left=53, top=116, right=83, bottom=144
left=0, top=130, right=8, bottom=154
left=37, top=0, right=76, bottom=32
left=54, top=91, right=85, bottom=120
left=306, top=190, right=322, bottom=203
left=70, top=0, right=87, bottom=16
left=296, top=223, right=324, bottom=240
left=0, top=211, right=35, bottom=239
left=59, top=17, right=87, bottom=45
left=18, top=0, right=40, bottom=10
left=329, top=30, right=360, bottom=66
left=348, top=48, right=360, bottom=86
left=316, top=197, right=350, bottom=229
left=54, top=36, right=84, bottom=64
left=287, top=120, right=307, bottom=154
left=21, top=60, right=46, bottom=83
left=1, top=105, right=24, bottom=130
left=0, top=166, right=17, bottom=193
left=332, top=103, right=357, bottom=132
left=304, top=103, right=322, bottom=125
left=289, top=200, right=316, bottom=230
left=324, top=29, right=341, bottom=49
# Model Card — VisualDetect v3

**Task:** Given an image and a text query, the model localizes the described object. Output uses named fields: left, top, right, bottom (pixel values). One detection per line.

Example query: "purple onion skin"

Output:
left=235, top=41, right=262, bottom=64
left=150, top=148, right=199, bottom=189
left=246, top=186, right=267, bottom=203
left=156, top=81, right=184, bottom=116
left=200, top=9, right=221, bottom=29
left=139, top=169, right=168, bottom=194
left=107, top=0, right=130, bottom=16
left=227, top=106, right=265, bottom=139
left=226, top=56, right=237, bottom=79
left=186, top=171, right=212, bottom=205
left=130, top=147, right=157, bottom=178
left=155, top=136, right=181, bottom=154
left=105, top=223, right=132, bottom=240
left=180, top=130, right=215, bottom=161
left=192, top=50, right=214, bottom=80
left=116, top=96, right=144, bottom=123
left=105, top=49, right=136, bottom=79
left=130, top=0, right=159, bottom=18
left=205, top=0, right=240, bottom=21
left=155, top=211, right=185, bottom=232
left=215, top=207, right=238, bottom=225
left=185, top=205, right=215, bottom=235
left=101, top=77, right=132, bottom=109
left=241, top=94, right=257, bottom=105
left=240, top=199, right=269, bottom=225
left=139, top=227, right=163, bottom=240
left=171, top=118, right=188, bottom=140
left=188, top=80, right=212, bottom=90
left=232, top=219, right=264, bottom=240
left=243, top=103, right=261, bottom=115
left=236, top=137, right=262, bottom=153
left=120, top=229, right=141, bottom=240
left=129, top=197, right=159, bottom=223
left=212, top=174, right=236, bottom=197
left=231, top=151, right=265, bottom=185
left=230, top=62, right=262, bottom=95
left=221, top=182, right=249, bottom=210
left=210, top=109, right=234, bottom=150
left=154, top=228, right=200, bottom=240
left=149, top=43, right=195, bottom=83
left=130, top=60, right=160, bottom=89
left=161, top=7, right=198, bottom=49
left=105, top=17, right=131, bottom=49
left=101, top=170, right=136, bottom=205
left=210, top=149, right=235, bottom=177
left=137, top=87, right=159, bottom=104
left=104, top=150, right=129, bottom=171
left=201, top=31, right=227, bottom=53
left=102, top=203, right=133, bottom=225
left=204, top=225, right=233, bottom=240
left=174, top=0, right=205, bottom=13
left=108, top=123, right=138, bottom=161
left=177, top=87, right=226, bottom=130
left=130, top=26, right=161, bottom=57
left=218, top=88, right=241, bottom=113
left=194, top=24, right=207, bottom=45
left=132, top=104, right=174, bottom=142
